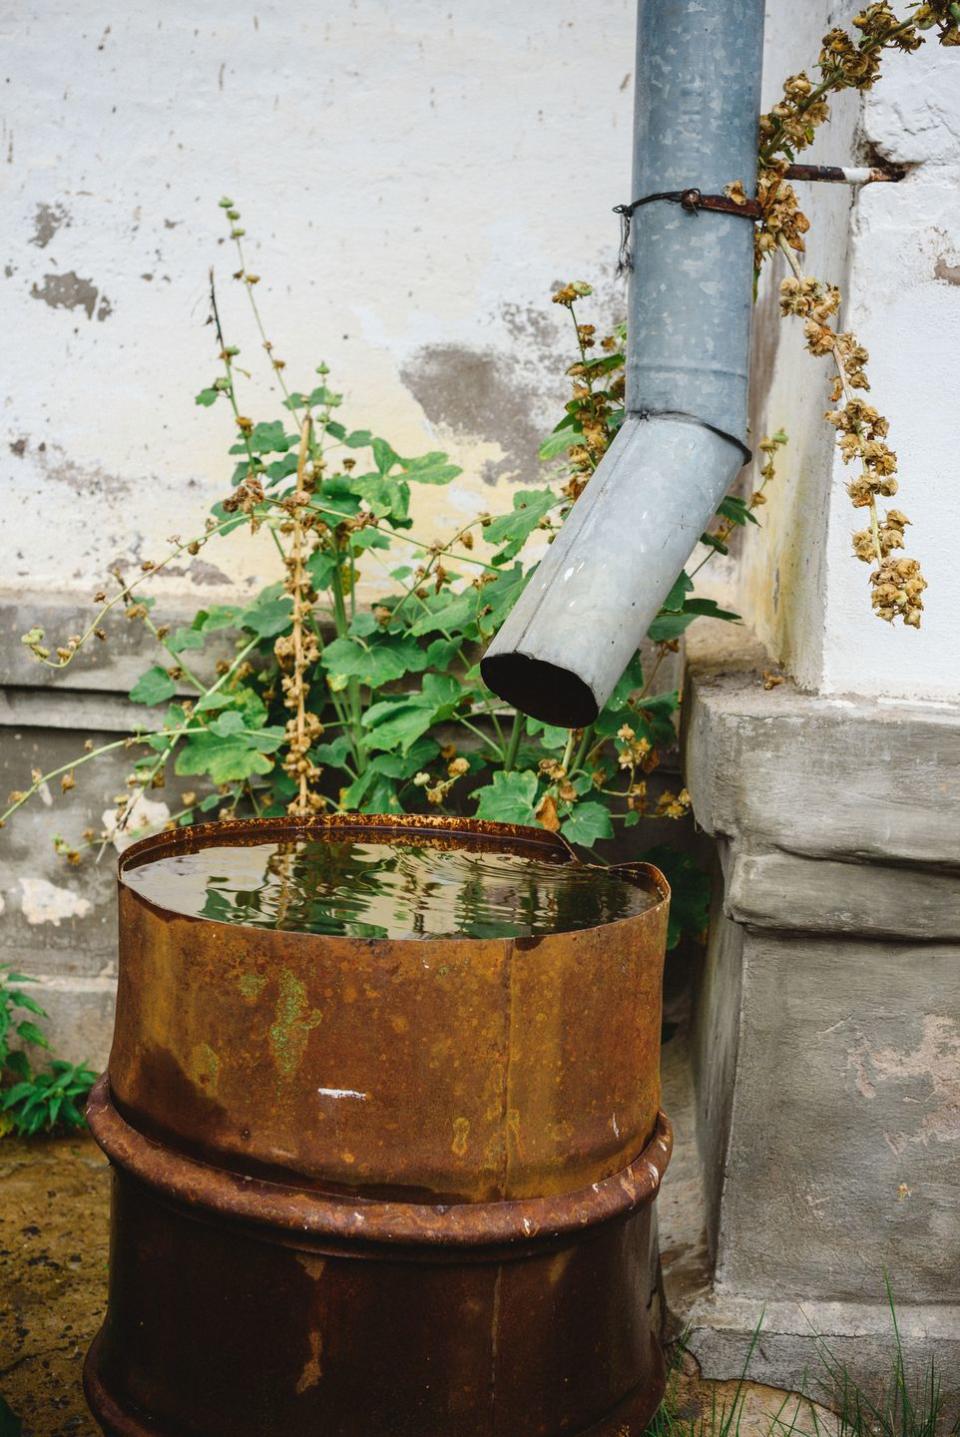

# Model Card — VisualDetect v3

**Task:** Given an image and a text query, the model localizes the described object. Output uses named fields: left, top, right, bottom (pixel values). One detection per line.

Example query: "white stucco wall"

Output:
left=1, top=0, right=633, bottom=606
left=3, top=0, right=956, bottom=699
left=743, top=2, right=960, bottom=700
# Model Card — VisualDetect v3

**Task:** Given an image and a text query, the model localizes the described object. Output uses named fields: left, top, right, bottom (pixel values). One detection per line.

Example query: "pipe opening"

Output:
left=480, top=652, right=598, bottom=729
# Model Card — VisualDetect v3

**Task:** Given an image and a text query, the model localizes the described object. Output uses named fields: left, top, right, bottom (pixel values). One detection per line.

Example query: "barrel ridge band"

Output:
left=86, top=1077, right=672, bottom=1252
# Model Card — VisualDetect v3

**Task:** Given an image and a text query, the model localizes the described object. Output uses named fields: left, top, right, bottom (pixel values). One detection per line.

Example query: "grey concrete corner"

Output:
left=668, top=626, right=960, bottom=1399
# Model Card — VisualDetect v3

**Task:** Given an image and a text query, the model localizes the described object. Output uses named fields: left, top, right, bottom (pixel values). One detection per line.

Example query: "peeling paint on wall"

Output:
left=849, top=1015, right=960, bottom=1151
left=29, top=202, right=70, bottom=249
left=101, top=793, right=171, bottom=852
left=30, top=272, right=111, bottom=321
left=934, top=254, right=960, bottom=285
left=19, top=877, right=92, bottom=927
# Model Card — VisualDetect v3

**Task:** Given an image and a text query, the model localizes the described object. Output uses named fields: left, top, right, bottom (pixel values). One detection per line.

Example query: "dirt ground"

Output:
left=0, top=1132, right=827, bottom=1437
left=0, top=1133, right=109, bottom=1436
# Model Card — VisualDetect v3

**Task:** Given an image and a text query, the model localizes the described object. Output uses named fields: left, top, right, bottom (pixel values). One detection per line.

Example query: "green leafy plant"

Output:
left=0, top=966, right=94, bottom=1137
left=2, top=205, right=785, bottom=949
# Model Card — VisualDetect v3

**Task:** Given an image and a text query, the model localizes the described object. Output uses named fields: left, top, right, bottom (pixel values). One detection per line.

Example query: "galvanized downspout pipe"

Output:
left=481, top=0, right=766, bottom=727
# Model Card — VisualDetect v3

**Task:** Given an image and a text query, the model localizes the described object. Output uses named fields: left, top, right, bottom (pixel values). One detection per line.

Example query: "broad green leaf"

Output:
left=361, top=673, right=460, bottom=754
left=424, top=637, right=460, bottom=670
left=349, top=611, right=381, bottom=639
left=195, top=387, right=220, bottom=407
left=167, top=626, right=205, bottom=655
left=372, top=437, right=399, bottom=475
left=240, top=593, right=293, bottom=638
left=538, top=426, right=582, bottom=461
left=344, top=429, right=373, bottom=448
left=196, top=605, right=242, bottom=632
left=321, top=636, right=424, bottom=687
left=306, top=549, right=338, bottom=590
left=660, top=571, right=694, bottom=612
left=647, top=611, right=696, bottom=643
left=420, top=672, right=462, bottom=707
left=476, top=564, right=529, bottom=635
left=350, top=528, right=390, bottom=552
left=359, top=776, right=402, bottom=814
left=304, top=384, right=342, bottom=409
left=313, top=735, right=354, bottom=767
left=228, top=420, right=297, bottom=456
left=309, top=479, right=361, bottom=522
left=130, top=666, right=177, bottom=706
left=716, top=495, right=759, bottom=527
left=473, top=770, right=539, bottom=824
left=400, top=451, right=461, bottom=485
left=264, top=453, right=300, bottom=485
left=360, top=701, right=436, bottom=755
left=561, top=801, right=614, bottom=848
left=605, top=653, right=646, bottom=712
left=10, top=992, right=46, bottom=1017
left=208, top=711, right=247, bottom=737
left=175, top=735, right=275, bottom=785
left=681, top=597, right=741, bottom=623
left=409, top=587, right=479, bottom=639
left=637, top=692, right=679, bottom=716
left=525, top=717, right=570, bottom=750
left=484, top=490, right=556, bottom=561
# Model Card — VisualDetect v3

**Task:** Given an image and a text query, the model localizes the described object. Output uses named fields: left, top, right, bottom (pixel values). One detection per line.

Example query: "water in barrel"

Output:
left=122, top=828, right=659, bottom=940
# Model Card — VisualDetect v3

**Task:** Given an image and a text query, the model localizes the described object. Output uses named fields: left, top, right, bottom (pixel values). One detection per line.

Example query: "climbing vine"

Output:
left=748, top=0, right=959, bottom=627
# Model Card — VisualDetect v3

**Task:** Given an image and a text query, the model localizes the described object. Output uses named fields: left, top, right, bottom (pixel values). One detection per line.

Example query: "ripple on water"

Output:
left=122, top=834, right=659, bottom=940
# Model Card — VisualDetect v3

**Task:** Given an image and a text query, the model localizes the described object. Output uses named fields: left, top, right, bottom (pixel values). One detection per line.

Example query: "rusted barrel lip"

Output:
left=115, top=812, right=670, bottom=940
left=87, top=1076, right=671, bottom=1252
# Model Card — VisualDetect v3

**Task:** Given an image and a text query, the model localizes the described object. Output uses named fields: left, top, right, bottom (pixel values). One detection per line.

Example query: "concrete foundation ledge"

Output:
left=678, top=625, right=960, bottom=1406
left=17, top=975, right=116, bottom=1069
left=683, top=1293, right=960, bottom=1406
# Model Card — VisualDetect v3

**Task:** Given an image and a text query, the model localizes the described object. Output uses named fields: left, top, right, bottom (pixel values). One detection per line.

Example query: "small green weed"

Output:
left=645, top=1288, right=957, bottom=1437
left=812, top=1279, right=958, bottom=1437
left=0, top=964, right=95, bottom=1138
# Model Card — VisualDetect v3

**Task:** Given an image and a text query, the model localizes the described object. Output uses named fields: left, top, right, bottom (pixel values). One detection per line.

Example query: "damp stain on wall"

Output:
left=399, top=343, right=546, bottom=487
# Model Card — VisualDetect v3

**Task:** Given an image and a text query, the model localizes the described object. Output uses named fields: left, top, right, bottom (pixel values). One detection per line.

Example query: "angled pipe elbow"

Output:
left=480, top=416, right=745, bottom=726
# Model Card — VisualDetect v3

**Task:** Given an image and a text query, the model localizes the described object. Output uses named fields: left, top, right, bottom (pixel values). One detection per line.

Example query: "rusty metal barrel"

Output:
left=84, top=815, right=671, bottom=1436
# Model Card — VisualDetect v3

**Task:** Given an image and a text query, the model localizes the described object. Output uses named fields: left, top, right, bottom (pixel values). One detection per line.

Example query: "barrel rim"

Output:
left=87, top=1075, right=671, bottom=1251
left=115, top=812, right=671, bottom=939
